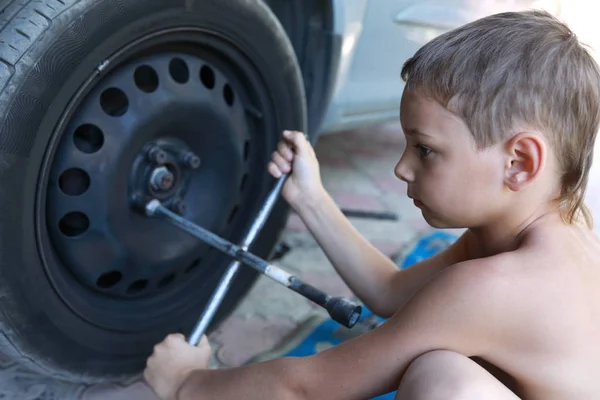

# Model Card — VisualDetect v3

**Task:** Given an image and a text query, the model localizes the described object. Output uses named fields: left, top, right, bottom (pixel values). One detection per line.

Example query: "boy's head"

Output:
left=396, top=9, right=599, bottom=229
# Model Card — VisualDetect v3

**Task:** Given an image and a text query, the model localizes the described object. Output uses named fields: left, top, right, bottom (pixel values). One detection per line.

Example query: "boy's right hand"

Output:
left=268, top=130, right=325, bottom=209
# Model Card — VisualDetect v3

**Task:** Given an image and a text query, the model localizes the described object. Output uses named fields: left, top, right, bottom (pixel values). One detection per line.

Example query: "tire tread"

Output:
left=0, top=0, right=78, bottom=90
left=0, top=0, right=101, bottom=383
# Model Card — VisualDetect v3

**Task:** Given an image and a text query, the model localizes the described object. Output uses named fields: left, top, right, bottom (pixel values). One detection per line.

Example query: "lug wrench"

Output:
left=178, top=174, right=287, bottom=345
left=146, top=176, right=362, bottom=345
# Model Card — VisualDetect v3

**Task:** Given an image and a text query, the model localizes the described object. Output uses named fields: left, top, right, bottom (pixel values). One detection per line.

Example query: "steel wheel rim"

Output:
left=35, top=28, right=277, bottom=333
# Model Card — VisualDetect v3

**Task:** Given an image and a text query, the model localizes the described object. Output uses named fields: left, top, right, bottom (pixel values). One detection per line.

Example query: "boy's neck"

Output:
left=467, top=201, right=560, bottom=259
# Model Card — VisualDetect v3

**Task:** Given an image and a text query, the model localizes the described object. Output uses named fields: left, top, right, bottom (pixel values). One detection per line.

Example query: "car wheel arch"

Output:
left=266, top=0, right=339, bottom=137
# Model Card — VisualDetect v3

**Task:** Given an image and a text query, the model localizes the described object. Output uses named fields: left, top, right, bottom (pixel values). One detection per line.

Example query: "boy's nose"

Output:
left=394, top=157, right=414, bottom=183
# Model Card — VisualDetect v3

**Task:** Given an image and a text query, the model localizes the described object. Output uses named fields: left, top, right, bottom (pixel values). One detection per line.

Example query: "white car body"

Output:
left=319, top=0, right=562, bottom=135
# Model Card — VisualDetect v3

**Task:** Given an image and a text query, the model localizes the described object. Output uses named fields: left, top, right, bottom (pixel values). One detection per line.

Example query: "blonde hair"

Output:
left=401, top=10, right=599, bottom=228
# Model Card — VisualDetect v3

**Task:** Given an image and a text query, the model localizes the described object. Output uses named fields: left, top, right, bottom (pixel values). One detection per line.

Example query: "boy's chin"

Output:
left=421, top=210, right=464, bottom=230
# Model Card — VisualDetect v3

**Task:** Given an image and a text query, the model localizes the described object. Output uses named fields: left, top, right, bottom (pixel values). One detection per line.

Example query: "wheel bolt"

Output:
left=150, top=166, right=175, bottom=191
left=182, top=151, right=201, bottom=169
left=171, top=198, right=187, bottom=215
left=148, top=146, right=168, bottom=164
left=130, top=192, right=146, bottom=211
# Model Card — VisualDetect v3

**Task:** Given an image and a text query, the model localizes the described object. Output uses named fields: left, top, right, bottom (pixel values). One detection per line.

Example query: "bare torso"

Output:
left=474, top=221, right=600, bottom=399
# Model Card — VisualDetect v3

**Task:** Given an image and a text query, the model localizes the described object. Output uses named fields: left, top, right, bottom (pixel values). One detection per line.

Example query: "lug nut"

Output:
left=171, top=198, right=187, bottom=215
left=148, top=146, right=168, bottom=164
left=130, top=192, right=146, bottom=211
left=182, top=151, right=201, bottom=169
left=150, top=166, right=175, bottom=191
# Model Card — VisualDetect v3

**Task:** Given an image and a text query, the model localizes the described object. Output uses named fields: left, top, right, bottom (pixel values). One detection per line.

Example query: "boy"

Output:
left=144, top=9, right=600, bottom=400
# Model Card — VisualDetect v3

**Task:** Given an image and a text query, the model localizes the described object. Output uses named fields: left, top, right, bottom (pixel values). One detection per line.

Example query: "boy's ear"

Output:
left=503, top=132, right=546, bottom=192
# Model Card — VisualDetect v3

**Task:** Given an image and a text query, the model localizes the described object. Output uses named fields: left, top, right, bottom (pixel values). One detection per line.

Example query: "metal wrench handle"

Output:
left=146, top=197, right=362, bottom=329
left=165, top=175, right=287, bottom=345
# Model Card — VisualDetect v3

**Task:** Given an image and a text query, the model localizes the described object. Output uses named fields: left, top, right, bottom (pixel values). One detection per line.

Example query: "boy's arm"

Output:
left=177, top=257, right=511, bottom=400
left=296, top=190, right=470, bottom=317
left=382, top=229, right=471, bottom=315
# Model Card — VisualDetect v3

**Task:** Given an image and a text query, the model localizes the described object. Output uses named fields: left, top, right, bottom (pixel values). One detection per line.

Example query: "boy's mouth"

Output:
left=408, top=193, right=424, bottom=208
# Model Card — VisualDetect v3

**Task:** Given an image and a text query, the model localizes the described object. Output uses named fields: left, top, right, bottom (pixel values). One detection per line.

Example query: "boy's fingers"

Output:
left=198, top=335, right=211, bottom=348
left=283, top=130, right=310, bottom=154
left=168, top=333, right=185, bottom=342
left=278, top=141, right=294, bottom=161
left=272, top=151, right=290, bottom=173
left=268, top=161, right=282, bottom=178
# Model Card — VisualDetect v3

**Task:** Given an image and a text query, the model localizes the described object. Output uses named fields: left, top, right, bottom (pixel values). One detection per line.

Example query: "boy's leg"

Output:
left=395, top=350, right=521, bottom=400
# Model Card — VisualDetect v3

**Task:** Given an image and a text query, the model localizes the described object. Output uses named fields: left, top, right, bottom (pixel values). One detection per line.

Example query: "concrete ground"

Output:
left=1, top=122, right=599, bottom=399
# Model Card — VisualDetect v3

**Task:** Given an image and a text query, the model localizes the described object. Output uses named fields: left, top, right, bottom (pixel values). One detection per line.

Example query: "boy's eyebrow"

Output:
left=405, top=128, right=433, bottom=138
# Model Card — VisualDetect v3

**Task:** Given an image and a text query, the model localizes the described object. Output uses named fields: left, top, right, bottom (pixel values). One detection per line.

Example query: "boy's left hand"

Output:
left=144, top=333, right=212, bottom=400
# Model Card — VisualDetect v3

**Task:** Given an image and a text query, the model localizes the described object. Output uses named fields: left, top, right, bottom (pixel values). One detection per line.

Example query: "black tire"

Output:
left=0, top=0, right=306, bottom=384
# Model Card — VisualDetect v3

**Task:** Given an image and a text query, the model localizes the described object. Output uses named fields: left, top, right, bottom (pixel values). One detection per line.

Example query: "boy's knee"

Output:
left=396, top=350, right=476, bottom=400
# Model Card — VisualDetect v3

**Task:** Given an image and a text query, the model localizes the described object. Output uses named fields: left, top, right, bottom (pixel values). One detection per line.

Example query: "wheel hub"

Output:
left=130, top=137, right=200, bottom=211
left=150, top=166, right=175, bottom=192
left=45, top=50, right=254, bottom=299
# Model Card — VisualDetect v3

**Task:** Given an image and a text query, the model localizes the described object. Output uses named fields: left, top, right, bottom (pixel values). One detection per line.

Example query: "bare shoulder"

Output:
left=430, top=251, right=520, bottom=301
left=469, top=219, right=600, bottom=341
left=294, top=254, right=521, bottom=399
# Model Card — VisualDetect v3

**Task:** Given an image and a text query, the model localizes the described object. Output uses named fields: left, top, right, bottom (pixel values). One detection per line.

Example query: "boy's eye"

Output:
left=413, top=144, right=432, bottom=158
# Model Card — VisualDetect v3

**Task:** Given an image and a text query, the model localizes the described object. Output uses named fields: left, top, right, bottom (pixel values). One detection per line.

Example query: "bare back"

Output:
left=478, top=220, right=600, bottom=399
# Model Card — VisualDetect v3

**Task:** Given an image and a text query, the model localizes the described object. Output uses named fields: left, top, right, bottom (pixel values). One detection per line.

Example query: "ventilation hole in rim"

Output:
left=200, top=65, right=215, bottom=89
left=96, top=270, right=122, bottom=289
left=185, top=258, right=202, bottom=273
left=240, top=173, right=248, bottom=192
left=223, top=84, right=234, bottom=106
left=73, top=124, right=104, bottom=154
left=169, top=58, right=189, bottom=84
left=244, top=140, right=250, bottom=160
left=59, top=212, right=89, bottom=237
left=100, top=87, right=129, bottom=117
left=228, top=205, right=239, bottom=224
left=134, top=65, right=159, bottom=93
left=59, top=168, right=90, bottom=196
left=158, top=273, right=176, bottom=288
left=127, top=279, right=148, bottom=294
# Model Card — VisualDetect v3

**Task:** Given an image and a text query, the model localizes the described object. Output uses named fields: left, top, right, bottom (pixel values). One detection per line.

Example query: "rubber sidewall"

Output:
left=0, top=0, right=305, bottom=382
